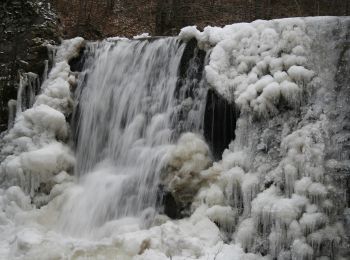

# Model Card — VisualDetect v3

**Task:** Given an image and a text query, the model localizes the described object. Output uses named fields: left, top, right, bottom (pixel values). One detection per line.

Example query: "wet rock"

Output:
left=204, top=89, right=239, bottom=159
left=162, top=191, right=182, bottom=219
left=68, top=46, right=86, bottom=72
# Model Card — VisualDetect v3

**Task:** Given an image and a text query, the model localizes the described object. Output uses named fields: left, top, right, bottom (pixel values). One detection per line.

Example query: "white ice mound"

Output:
left=0, top=37, right=84, bottom=199
left=180, top=18, right=315, bottom=115
left=162, top=133, right=212, bottom=206
left=22, top=104, right=68, bottom=138
left=55, top=37, right=84, bottom=63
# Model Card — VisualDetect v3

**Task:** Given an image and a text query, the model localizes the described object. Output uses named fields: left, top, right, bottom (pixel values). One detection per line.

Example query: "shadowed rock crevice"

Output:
left=204, top=89, right=239, bottom=160
left=68, top=46, right=86, bottom=72
left=157, top=187, right=186, bottom=219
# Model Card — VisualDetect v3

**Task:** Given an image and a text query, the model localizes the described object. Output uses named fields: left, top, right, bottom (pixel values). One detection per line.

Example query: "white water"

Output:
left=58, top=38, right=208, bottom=237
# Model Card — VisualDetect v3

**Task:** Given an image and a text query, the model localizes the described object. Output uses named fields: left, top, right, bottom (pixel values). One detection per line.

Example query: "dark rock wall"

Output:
left=204, top=89, right=238, bottom=160
left=0, top=0, right=60, bottom=131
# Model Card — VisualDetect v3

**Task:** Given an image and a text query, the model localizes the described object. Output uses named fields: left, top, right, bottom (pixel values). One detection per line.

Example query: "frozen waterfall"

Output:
left=0, top=17, right=349, bottom=260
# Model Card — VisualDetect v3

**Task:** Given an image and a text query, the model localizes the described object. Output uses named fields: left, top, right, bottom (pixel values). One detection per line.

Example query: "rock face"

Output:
left=0, top=0, right=60, bottom=131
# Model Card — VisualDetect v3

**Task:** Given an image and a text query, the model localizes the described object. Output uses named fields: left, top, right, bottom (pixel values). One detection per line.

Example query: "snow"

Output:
left=133, top=33, right=151, bottom=39
left=179, top=26, right=199, bottom=41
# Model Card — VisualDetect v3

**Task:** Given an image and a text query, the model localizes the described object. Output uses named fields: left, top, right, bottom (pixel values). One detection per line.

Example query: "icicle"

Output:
left=307, top=182, right=328, bottom=205
left=206, top=205, right=237, bottom=232
left=269, top=228, right=285, bottom=258
left=284, top=163, right=298, bottom=197
left=16, top=73, right=26, bottom=115
left=7, top=99, right=17, bottom=129
left=242, top=173, right=259, bottom=216
left=42, top=59, right=49, bottom=84
left=299, top=212, right=328, bottom=235
left=222, top=166, right=245, bottom=210
left=291, top=239, right=314, bottom=260
left=16, top=72, right=40, bottom=116
left=236, top=218, right=256, bottom=252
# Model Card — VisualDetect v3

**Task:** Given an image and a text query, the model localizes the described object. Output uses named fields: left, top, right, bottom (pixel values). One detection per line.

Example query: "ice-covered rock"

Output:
left=161, top=133, right=212, bottom=211
left=180, top=18, right=315, bottom=116
left=0, top=37, right=84, bottom=199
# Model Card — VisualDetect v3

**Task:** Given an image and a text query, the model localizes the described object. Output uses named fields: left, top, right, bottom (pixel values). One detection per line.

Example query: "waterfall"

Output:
left=0, top=17, right=349, bottom=260
left=58, top=38, right=208, bottom=236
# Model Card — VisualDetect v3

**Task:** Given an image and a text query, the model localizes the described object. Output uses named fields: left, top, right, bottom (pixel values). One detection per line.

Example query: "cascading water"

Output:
left=58, top=38, right=208, bottom=237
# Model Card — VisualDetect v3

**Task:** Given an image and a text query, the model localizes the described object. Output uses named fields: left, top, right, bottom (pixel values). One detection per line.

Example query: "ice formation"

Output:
left=178, top=17, right=349, bottom=260
left=179, top=18, right=315, bottom=116
left=0, top=17, right=349, bottom=260
left=133, top=33, right=151, bottom=39
left=0, top=37, right=83, bottom=198
left=162, top=133, right=212, bottom=207
left=16, top=72, right=40, bottom=116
